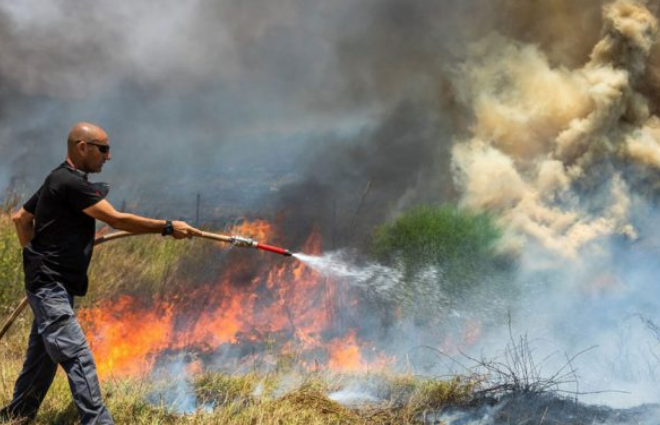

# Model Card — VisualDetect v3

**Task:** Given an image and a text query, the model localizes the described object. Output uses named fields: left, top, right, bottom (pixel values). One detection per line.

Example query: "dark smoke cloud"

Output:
left=4, top=0, right=660, bottom=252
left=0, top=0, right=344, bottom=209
left=0, top=0, right=637, bottom=225
left=276, top=99, right=456, bottom=249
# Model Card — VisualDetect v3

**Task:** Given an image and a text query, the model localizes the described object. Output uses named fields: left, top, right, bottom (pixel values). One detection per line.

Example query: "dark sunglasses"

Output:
left=77, top=140, right=110, bottom=154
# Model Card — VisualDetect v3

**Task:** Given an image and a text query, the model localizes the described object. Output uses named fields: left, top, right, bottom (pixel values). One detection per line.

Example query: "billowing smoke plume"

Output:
left=272, top=0, right=660, bottom=251
left=452, top=0, right=660, bottom=262
left=441, top=0, right=660, bottom=407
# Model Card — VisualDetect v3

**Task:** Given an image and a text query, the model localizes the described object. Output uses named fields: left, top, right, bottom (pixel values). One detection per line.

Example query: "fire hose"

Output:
left=0, top=230, right=292, bottom=343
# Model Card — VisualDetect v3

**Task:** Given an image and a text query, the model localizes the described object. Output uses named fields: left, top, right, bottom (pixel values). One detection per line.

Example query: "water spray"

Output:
left=0, top=230, right=294, bottom=342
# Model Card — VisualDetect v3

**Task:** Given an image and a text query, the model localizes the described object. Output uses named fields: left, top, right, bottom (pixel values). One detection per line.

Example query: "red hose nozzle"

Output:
left=229, top=235, right=292, bottom=256
left=256, top=242, right=293, bottom=256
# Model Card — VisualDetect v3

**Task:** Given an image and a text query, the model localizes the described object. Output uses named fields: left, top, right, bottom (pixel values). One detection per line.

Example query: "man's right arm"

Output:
left=12, top=208, right=35, bottom=248
left=83, top=200, right=202, bottom=239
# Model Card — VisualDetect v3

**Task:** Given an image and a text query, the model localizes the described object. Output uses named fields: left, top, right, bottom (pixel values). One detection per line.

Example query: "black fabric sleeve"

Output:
left=23, top=187, right=42, bottom=214
left=65, top=178, right=108, bottom=211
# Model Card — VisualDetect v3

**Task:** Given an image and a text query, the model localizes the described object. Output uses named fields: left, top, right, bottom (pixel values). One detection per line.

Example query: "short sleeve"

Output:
left=23, top=187, right=42, bottom=214
left=65, top=178, right=108, bottom=211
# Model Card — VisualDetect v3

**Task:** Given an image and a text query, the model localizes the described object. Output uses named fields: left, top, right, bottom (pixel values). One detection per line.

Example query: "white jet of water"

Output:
left=293, top=251, right=448, bottom=310
left=293, top=251, right=401, bottom=291
left=293, top=251, right=372, bottom=278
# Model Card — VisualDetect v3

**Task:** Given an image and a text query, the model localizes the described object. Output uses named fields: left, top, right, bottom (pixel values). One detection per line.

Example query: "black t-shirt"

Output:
left=23, top=162, right=107, bottom=296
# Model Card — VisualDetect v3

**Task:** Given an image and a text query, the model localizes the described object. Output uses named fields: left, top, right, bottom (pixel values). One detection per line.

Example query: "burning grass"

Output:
left=0, top=201, right=585, bottom=423
left=0, top=206, right=471, bottom=423
left=0, top=360, right=482, bottom=424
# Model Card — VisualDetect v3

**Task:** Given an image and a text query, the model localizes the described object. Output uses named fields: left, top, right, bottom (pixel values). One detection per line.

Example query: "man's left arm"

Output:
left=12, top=207, right=35, bottom=248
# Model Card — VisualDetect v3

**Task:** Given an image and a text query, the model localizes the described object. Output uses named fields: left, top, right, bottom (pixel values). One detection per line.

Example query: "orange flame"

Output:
left=79, top=296, right=177, bottom=378
left=82, top=219, right=476, bottom=379
left=82, top=221, right=364, bottom=379
left=328, top=331, right=363, bottom=371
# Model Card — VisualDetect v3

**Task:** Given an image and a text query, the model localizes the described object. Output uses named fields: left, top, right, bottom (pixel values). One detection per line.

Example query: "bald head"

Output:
left=66, top=122, right=111, bottom=173
left=67, top=122, right=108, bottom=153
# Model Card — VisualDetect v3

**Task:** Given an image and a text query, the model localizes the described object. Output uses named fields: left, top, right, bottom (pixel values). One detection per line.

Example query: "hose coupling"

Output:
left=230, top=235, right=258, bottom=248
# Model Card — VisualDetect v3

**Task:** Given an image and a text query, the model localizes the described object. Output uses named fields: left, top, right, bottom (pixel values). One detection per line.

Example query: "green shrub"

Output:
left=371, top=204, right=514, bottom=295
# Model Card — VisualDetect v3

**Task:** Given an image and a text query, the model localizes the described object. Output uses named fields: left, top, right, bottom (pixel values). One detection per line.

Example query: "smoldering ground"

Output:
left=4, top=0, right=660, bottom=413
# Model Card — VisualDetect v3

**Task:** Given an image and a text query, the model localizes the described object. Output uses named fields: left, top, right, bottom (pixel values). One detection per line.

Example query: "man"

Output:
left=1, top=122, right=202, bottom=424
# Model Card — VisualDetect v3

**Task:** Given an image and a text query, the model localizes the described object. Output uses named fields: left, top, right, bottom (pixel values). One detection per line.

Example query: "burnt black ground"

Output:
left=425, top=393, right=660, bottom=425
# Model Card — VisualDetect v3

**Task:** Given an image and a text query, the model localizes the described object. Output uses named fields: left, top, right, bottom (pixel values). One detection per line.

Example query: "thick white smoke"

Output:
left=452, top=0, right=658, bottom=263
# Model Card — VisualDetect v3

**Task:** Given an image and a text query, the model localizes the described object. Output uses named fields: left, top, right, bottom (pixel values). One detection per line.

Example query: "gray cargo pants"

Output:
left=0, top=283, right=113, bottom=424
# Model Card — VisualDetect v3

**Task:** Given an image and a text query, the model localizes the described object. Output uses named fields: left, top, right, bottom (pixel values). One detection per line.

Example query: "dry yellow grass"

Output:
left=1, top=353, right=479, bottom=425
